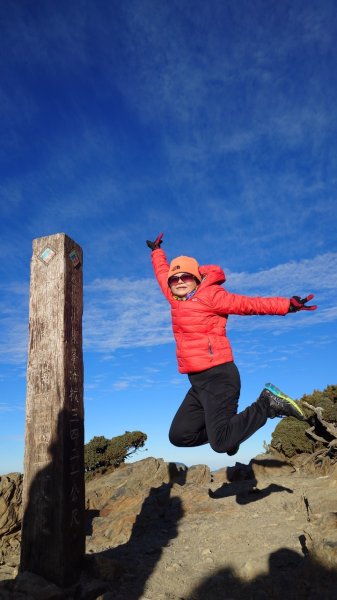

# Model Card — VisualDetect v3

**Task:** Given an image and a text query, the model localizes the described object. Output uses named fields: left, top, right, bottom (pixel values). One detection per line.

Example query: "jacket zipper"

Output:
left=208, top=338, right=213, bottom=359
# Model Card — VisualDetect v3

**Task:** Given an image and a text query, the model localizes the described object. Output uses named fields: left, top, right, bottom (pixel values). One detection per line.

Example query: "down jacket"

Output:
left=152, top=249, right=290, bottom=374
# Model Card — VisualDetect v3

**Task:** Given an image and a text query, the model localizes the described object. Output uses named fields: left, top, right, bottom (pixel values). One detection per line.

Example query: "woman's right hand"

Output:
left=146, top=233, right=163, bottom=250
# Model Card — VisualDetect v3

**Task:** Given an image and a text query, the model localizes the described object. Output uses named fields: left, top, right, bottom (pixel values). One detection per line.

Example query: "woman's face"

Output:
left=168, top=272, right=198, bottom=298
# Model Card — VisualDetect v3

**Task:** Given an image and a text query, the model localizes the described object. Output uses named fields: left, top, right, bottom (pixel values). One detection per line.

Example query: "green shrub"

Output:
left=271, top=418, right=314, bottom=457
left=270, top=384, right=337, bottom=458
left=299, top=385, right=337, bottom=422
left=84, top=430, right=147, bottom=477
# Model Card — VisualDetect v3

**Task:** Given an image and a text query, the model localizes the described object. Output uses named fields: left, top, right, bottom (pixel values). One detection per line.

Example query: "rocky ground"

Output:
left=0, top=454, right=337, bottom=599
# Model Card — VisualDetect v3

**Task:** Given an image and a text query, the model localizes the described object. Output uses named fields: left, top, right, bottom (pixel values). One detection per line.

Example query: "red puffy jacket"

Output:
left=152, top=249, right=290, bottom=374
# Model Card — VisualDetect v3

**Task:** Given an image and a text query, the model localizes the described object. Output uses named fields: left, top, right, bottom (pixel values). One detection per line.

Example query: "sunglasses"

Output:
left=168, top=273, right=197, bottom=286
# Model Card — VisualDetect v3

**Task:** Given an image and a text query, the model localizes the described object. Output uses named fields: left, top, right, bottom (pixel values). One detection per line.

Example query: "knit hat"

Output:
left=168, top=256, right=201, bottom=282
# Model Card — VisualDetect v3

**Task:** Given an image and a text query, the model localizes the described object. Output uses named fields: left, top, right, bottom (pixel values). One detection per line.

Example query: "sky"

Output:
left=1, top=0, right=337, bottom=475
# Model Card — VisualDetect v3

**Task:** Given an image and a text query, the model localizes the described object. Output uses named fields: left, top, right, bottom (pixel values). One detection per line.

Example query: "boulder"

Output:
left=0, top=472, right=23, bottom=576
left=86, top=457, right=186, bottom=511
left=0, top=473, right=23, bottom=537
left=249, top=454, right=295, bottom=479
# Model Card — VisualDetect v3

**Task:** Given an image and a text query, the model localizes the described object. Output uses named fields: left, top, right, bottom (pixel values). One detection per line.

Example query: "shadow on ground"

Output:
left=186, top=547, right=337, bottom=600
left=209, top=457, right=294, bottom=504
left=87, top=463, right=186, bottom=600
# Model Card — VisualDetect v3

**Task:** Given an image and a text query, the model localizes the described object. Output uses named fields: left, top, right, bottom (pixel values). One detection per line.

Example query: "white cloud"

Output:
left=0, top=403, right=24, bottom=413
left=0, top=281, right=29, bottom=366
left=225, top=252, right=337, bottom=295
left=113, top=381, right=130, bottom=391
left=83, top=253, right=337, bottom=357
left=84, top=277, right=173, bottom=354
left=0, top=252, right=335, bottom=368
left=0, top=314, right=28, bottom=365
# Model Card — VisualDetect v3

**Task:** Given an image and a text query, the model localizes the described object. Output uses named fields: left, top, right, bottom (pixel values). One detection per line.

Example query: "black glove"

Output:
left=288, top=294, right=317, bottom=312
left=146, top=232, right=163, bottom=251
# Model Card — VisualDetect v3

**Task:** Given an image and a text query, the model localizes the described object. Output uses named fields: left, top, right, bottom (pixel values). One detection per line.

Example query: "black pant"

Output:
left=169, top=362, right=268, bottom=453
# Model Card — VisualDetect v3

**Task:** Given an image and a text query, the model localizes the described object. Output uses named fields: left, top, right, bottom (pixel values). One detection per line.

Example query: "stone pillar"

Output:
left=20, top=233, right=85, bottom=587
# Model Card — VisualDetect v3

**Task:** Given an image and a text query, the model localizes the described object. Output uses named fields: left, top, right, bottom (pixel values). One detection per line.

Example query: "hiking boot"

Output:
left=227, top=445, right=240, bottom=456
left=259, top=383, right=304, bottom=421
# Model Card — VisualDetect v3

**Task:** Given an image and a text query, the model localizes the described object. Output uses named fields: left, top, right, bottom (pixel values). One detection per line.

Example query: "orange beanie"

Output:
left=168, top=256, right=201, bottom=282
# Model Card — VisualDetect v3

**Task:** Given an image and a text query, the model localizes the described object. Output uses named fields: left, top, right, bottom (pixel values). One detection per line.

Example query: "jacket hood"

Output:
left=199, top=264, right=226, bottom=286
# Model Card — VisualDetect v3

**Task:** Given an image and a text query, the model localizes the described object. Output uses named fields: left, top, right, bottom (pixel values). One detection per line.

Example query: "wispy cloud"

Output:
left=0, top=403, right=24, bottom=413
left=84, top=277, right=172, bottom=354
left=1, top=1, right=335, bottom=281
left=1, top=252, right=335, bottom=367
left=0, top=323, right=28, bottom=366
left=235, top=255, right=330, bottom=299
left=0, top=281, right=29, bottom=366
left=110, top=368, right=184, bottom=392
left=84, top=253, right=337, bottom=357
left=226, top=252, right=337, bottom=294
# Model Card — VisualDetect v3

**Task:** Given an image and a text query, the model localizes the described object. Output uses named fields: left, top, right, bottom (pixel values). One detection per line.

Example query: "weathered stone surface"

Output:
left=184, top=463, right=212, bottom=485
left=0, top=472, right=22, bottom=580
left=0, top=473, right=23, bottom=536
left=86, top=457, right=185, bottom=510
left=86, top=458, right=214, bottom=552
left=1, top=455, right=337, bottom=598
left=249, top=453, right=296, bottom=478
left=0, top=532, right=20, bottom=569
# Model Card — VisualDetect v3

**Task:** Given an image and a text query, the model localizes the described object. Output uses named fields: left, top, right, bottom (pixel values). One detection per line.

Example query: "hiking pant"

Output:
left=168, top=362, right=268, bottom=453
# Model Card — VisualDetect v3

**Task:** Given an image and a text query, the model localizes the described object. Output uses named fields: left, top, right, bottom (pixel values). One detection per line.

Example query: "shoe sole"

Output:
left=265, top=383, right=304, bottom=420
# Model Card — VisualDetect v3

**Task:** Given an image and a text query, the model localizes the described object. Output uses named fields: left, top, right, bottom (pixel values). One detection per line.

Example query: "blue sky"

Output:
left=1, top=0, right=337, bottom=474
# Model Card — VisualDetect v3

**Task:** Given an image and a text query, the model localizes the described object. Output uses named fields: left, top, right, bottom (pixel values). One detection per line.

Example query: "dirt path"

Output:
left=1, top=456, right=336, bottom=599
left=84, top=457, right=337, bottom=600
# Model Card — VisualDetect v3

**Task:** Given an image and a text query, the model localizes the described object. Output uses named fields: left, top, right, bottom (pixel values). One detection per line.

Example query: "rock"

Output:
left=13, top=571, right=66, bottom=599
left=86, top=457, right=195, bottom=550
left=1, top=455, right=337, bottom=599
left=239, top=559, right=260, bottom=580
left=77, top=578, right=110, bottom=600
left=0, top=473, right=23, bottom=577
left=0, top=473, right=23, bottom=536
left=250, top=454, right=295, bottom=479
left=226, top=462, right=255, bottom=482
left=86, top=457, right=185, bottom=511
left=84, top=554, right=123, bottom=582
left=185, top=464, right=211, bottom=485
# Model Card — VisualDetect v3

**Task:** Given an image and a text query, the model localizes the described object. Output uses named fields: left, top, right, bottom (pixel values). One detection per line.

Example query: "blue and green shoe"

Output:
left=259, top=383, right=304, bottom=421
